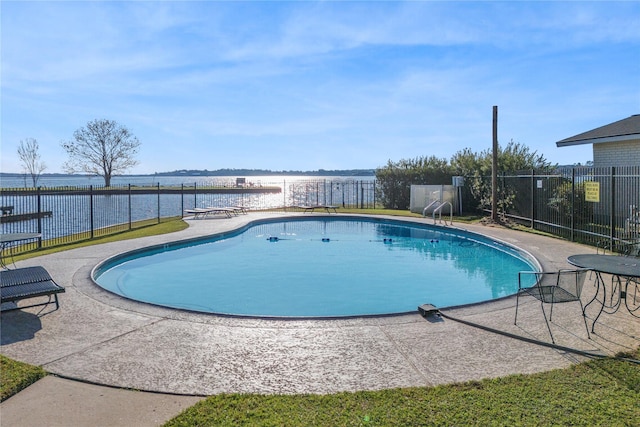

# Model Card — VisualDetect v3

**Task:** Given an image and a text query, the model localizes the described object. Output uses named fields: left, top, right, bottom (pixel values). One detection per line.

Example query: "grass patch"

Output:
left=10, top=217, right=189, bottom=262
left=0, top=355, right=47, bottom=402
left=165, top=349, right=640, bottom=426
left=336, top=208, right=425, bottom=217
left=309, top=207, right=485, bottom=223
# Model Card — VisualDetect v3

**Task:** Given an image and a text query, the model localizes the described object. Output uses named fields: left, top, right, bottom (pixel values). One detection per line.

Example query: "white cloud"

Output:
left=2, top=1, right=638, bottom=173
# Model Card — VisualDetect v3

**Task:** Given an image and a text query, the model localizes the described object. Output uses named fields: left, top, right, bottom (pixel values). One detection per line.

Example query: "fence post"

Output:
left=194, top=182, right=197, bottom=209
left=36, top=186, right=43, bottom=249
left=530, top=170, right=535, bottom=229
left=373, top=180, right=376, bottom=209
left=610, top=167, right=616, bottom=243
left=90, top=185, right=94, bottom=239
left=330, top=181, right=333, bottom=206
left=128, top=184, right=132, bottom=230
left=571, top=168, right=576, bottom=242
left=181, top=184, right=184, bottom=217
left=360, top=182, right=364, bottom=209
left=157, top=183, right=161, bottom=223
left=501, top=172, right=506, bottom=218
left=323, top=179, right=326, bottom=206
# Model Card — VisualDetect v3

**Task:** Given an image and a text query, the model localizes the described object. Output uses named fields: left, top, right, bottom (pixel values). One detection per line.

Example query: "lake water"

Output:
left=0, top=174, right=375, bottom=189
left=0, top=175, right=378, bottom=242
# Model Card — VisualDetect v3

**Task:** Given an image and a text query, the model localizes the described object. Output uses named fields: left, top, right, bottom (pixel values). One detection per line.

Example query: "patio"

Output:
left=1, top=213, right=638, bottom=396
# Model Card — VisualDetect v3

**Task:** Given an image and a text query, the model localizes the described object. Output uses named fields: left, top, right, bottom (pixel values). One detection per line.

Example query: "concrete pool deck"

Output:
left=2, top=213, right=639, bottom=426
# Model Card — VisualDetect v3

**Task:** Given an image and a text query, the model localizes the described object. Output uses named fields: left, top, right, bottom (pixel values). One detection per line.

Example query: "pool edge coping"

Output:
left=86, top=213, right=543, bottom=322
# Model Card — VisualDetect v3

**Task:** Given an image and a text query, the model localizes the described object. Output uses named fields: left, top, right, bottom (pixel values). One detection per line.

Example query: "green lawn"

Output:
left=0, top=355, right=47, bottom=402
left=164, top=349, right=639, bottom=426
left=10, top=216, right=189, bottom=263
left=2, top=350, right=637, bottom=425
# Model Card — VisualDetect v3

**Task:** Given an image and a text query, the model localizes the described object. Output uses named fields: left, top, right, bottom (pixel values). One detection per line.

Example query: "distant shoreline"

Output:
left=0, top=169, right=376, bottom=178
left=0, top=173, right=376, bottom=189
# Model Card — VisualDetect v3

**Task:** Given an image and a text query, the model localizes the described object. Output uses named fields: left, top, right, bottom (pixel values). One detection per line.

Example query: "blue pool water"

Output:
left=93, top=217, right=537, bottom=317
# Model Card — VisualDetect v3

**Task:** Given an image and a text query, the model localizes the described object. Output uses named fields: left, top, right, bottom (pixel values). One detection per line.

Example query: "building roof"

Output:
left=556, top=114, right=640, bottom=147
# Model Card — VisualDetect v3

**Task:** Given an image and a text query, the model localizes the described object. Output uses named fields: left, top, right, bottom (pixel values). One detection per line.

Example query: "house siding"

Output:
left=593, top=139, right=640, bottom=167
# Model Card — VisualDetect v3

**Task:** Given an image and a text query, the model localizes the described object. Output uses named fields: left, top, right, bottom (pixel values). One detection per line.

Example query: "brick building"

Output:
left=556, top=114, right=640, bottom=167
left=557, top=115, right=639, bottom=240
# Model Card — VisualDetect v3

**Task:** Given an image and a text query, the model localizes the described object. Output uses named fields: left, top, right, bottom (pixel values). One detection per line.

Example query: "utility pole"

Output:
left=492, top=106, right=498, bottom=222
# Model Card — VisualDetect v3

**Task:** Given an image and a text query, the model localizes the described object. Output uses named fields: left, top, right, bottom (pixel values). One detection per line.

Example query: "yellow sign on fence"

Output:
left=584, top=181, right=600, bottom=202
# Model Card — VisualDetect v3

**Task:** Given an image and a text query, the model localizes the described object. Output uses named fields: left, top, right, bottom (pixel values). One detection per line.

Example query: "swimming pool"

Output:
left=93, top=217, right=538, bottom=317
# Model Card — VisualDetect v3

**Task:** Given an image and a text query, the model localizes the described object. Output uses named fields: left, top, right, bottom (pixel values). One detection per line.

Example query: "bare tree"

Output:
left=62, top=119, right=141, bottom=187
left=17, top=138, right=47, bottom=187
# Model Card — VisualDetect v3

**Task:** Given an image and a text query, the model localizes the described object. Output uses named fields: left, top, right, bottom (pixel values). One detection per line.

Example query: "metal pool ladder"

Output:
left=425, top=201, right=452, bottom=226
left=433, top=202, right=453, bottom=225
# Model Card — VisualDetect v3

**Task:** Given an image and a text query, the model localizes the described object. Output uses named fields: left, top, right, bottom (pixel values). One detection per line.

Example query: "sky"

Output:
left=1, top=1, right=639, bottom=175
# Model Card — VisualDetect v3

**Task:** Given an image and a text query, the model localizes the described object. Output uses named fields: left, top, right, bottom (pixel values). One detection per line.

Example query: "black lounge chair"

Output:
left=1, top=266, right=65, bottom=312
left=230, top=206, right=249, bottom=214
left=184, top=207, right=233, bottom=219
left=295, top=205, right=338, bottom=213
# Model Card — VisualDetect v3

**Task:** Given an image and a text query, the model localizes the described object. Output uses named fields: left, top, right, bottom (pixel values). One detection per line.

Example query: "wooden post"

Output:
left=492, top=106, right=498, bottom=222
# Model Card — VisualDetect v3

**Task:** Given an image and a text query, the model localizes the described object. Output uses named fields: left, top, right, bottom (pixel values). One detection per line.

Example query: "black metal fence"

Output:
left=2, top=168, right=639, bottom=258
left=0, top=179, right=377, bottom=254
left=497, top=166, right=640, bottom=250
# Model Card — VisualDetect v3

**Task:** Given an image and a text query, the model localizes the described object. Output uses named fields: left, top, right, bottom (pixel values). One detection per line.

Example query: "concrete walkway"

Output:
left=2, top=213, right=638, bottom=426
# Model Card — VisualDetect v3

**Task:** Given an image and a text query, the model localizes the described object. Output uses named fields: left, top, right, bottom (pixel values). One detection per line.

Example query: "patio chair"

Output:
left=622, top=239, right=640, bottom=258
left=514, top=269, right=590, bottom=343
left=619, top=239, right=640, bottom=316
left=623, top=275, right=640, bottom=315
left=624, top=205, right=639, bottom=237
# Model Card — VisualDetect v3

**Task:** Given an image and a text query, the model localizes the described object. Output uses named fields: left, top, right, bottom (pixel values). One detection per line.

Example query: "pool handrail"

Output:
left=433, top=201, right=453, bottom=226
left=422, top=200, right=441, bottom=217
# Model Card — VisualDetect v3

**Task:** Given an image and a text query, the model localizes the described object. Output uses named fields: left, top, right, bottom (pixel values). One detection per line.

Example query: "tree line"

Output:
left=375, top=140, right=555, bottom=213
left=156, top=168, right=375, bottom=177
